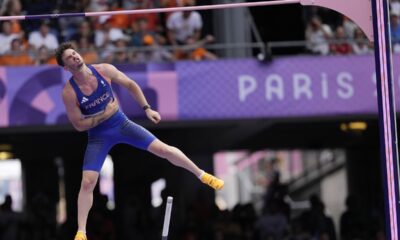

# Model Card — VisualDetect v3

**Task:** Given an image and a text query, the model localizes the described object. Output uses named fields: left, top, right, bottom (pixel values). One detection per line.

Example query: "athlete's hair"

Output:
left=55, top=42, right=76, bottom=67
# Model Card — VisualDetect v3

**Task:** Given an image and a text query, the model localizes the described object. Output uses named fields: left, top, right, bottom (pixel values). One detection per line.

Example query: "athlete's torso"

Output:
left=69, top=65, right=114, bottom=118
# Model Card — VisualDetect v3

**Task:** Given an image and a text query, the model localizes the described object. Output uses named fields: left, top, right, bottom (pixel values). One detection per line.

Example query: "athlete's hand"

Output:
left=145, top=109, right=161, bottom=124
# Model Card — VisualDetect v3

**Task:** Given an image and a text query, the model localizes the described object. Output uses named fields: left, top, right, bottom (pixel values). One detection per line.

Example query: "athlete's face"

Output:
left=62, top=48, right=84, bottom=71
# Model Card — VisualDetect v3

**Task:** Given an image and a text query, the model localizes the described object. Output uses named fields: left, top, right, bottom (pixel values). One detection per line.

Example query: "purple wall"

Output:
left=0, top=54, right=391, bottom=127
left=178, top=55, right=383, bottom=119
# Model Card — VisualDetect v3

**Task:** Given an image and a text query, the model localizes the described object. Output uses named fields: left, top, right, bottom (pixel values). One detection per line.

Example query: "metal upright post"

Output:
left=371, top=0, right=400, bottom=238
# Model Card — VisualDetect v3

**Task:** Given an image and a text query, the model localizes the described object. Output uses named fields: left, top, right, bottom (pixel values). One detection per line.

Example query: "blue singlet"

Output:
left=70, top=65, right=157, bottom=172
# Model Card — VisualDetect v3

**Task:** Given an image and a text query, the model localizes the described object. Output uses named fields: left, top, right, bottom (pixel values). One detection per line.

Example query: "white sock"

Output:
left=198, top=170, right=205, bottom=179
left=77, top=230, right=86, bottom=234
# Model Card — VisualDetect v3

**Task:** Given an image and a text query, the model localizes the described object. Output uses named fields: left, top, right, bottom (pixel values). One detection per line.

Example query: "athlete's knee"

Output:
left=80, top=175, right=98, bottom=192
left=156, top=144, right=176, bottom=159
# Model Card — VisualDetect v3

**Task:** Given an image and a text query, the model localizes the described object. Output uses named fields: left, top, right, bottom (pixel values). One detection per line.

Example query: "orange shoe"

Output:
left=74, top=231, right=87, bottom=240
left=201, top=172, right=224, bottom=190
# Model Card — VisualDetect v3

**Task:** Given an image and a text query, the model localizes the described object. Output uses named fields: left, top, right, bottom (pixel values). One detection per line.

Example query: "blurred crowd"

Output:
left=0, top=0, right=217, bottom=66
left=0, top=184, right=386, bottom=240
left=304, top=7, right=373, bottom=56
left=0, top=0, right=388, bottom=67
left=304, top=0, right=400, bottom=55
left=0, top=157, right=386, bottom=240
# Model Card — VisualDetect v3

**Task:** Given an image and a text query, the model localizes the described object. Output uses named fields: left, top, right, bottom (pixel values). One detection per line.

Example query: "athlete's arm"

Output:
left=62, top=85, right=118, bottom=131
left=99, top=63, right=161, bottom=124
left=99, top=63, right=149, bottom=108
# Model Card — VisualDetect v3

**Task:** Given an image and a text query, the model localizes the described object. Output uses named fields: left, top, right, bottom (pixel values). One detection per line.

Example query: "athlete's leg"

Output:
left=75, top=136, right=112, bottom=240
left=147, top=139, right=203, bottom=177
left=119, top=118, right=224, bottom=190
left=147, top=139, right=224, bottom=190
left=77, top=171, right=99, bottom=233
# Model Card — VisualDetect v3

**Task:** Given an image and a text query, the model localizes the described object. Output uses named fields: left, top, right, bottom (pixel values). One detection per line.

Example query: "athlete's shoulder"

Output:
left=62, top=81, right=75, bottom=101
left=91, top=63, right=117, bottom=82
left=92, top=63, right=116, bottom=71
left=93, top=63, right=118, bottom=74
left=62, top=80, right=72, bottom=93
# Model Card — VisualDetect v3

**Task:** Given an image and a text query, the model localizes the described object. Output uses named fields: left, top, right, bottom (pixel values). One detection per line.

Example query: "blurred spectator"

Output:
left=35, top=45, right=57, bottom=65
left=391, top=0, right=400, bottom=17
left=75, top=0, right=90, bottom=11
left=78, top=37, right=98, bottom=64
left=57, top=0, right=89, bottom=41
left=122, top=0, right=138, bottom=9
left=28, top=20, right=59, bottom=50
left=242, top=204, right=257, bottom=239
left=213, top=209, right=242, bottom=240
left=255, top=200, right=288, bottom=240
left=95, top=17, right=126, bottom=48
left=22, top=0, right=57, bottom=32
left=390, top=11, right=400, bottom=52
left=188, top=35, right=217, bottom=61
left=123, top=0, right=156, bottom=10
left=134, top=34, right=174, bottom=63
left=111, top=39, right=129, bottom=64
left=340, top=195, right=368, bottom=240
left=321, top=8, right=342, bottom=28
left=305, top=16, right=333, bottom=55
left=128, top=18, right=173, bottom=63
left=87, top=194, right=116, bottom=240
left=342, top=16, right=358, bottom=39
left=128, top=0, right=159, bottom=32
left=160, top=0, right=183, bottom=29
left=0, top=195, right=21, bottom=240
left=299, top=195, right=337, bottom=240
left=330, top=26, right=352, bottom=55
left=59, top=17, right=86, bottom=43
left=51, top=0, right=86, bottom=15
left=108, top=1, right=130, bottom=29
left=259, top=158, right=282, bottom=208
left=352, top=28, right=372, bottom=55
left=130, top=18, right=159, bottom=47
left=0, top=37, right=33, bottom=65
left=95, top=16, right=127, bottom=61
left=25, top=193, right=57, bottom=240
left=126, top=20, right=140, bottom=44
left=1, top=195, right=13, bottom=211
left=87, top=0, right=109, bottom=12
left=0, top=21, right=20, bottom=54
left=161, top=0, right=183, bottom=8
left=167, top=0, right=202, bottom=46
left=289, top=217, right=312, bottom=240
left=121, top=195, right=149, bottom=240
left=70, top=20, right=95, bottom=47
left=173, top=35, right=217, bottom=61
left=1, top=0, right=24, bottom=34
